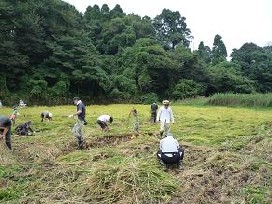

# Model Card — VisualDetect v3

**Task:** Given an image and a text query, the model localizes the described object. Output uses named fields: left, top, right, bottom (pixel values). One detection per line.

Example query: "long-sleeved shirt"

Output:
left=160, top=135, right=179, bottom=153
left=156, top=106, right=174, bottom=123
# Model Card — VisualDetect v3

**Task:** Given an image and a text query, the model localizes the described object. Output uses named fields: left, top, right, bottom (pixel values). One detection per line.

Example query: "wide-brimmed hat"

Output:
left=162, top=100, right=170, bottom=105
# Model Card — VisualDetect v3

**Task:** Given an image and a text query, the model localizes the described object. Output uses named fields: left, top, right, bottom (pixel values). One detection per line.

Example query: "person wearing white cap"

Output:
left=156, top=100, right=175, bottom=137
left=157, top=133, right=184, bottom=170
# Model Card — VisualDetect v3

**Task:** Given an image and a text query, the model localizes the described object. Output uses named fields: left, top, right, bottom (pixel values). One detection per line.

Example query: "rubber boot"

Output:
left=77, top=139, right=84, bottom=150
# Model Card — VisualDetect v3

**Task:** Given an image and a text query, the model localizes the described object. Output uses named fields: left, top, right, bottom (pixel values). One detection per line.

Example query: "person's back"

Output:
left=151, top=103, right=158, bottom=112
left=150, top=103, right=158, bottom=123
left=76, top=100, right=86, bottom=122
left=41, top=111, right=53, bottom=122
left=160, top=135, right=179, bottom=153
left=98, top=115, right=111, bottom=122
left=157, top=133, right=184, bottom=170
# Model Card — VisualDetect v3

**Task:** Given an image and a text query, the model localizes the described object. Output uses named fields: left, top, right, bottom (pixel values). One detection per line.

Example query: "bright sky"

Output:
left=63, top=0, right=272, bottom=56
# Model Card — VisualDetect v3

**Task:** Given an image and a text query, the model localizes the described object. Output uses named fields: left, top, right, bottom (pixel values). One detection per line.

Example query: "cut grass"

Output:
left=0, top=104, right=271, bottom=203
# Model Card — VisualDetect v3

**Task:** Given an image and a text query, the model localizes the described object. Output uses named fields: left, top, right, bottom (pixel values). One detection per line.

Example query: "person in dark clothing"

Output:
left=150, top=102, right=158, bottom=123
left=41, top=111, right=53, bottom=122
left=69, top=97, right=87, bottom=149
left=0, top=115, right=12, bottom=150
left=15, top=121, right=34, bottom=136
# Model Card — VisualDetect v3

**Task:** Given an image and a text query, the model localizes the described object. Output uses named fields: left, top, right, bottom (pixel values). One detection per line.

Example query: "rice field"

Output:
left=0, top=104, right=271, bottom=203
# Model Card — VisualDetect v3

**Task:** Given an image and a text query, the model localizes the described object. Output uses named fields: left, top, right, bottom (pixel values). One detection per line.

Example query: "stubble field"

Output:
left=0, top=104, right=272, bottom=203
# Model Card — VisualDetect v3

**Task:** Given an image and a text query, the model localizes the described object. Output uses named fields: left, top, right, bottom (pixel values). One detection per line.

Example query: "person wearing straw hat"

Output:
left=156, top=100, right=175, bottom=137
left=0, top=115, right=12, bottom=150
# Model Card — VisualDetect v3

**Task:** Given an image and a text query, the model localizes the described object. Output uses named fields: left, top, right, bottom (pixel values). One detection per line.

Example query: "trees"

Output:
left=1, top=0, right=270, bottom=104
left=211, top=34, right=227, bottom=64
left=153, top=9, right=193, bottom=49
left=196, top=41, right=212, bottom=64
left=207, top=61, right=255, bottom=94
left=231, top=43, right=272, bottom=92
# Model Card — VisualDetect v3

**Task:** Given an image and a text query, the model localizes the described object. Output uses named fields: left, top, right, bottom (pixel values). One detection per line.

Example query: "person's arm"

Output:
left=0, top=127, right=8, bottom=138
left=69, top=104, right=82, bottom=118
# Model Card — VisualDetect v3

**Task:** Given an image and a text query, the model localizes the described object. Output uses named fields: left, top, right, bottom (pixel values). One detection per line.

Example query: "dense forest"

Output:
left=1, top=0, right=272, bottom=105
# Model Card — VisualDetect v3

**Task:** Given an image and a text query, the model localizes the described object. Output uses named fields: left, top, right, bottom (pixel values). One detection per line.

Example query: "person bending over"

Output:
left=96, top=115, right=113, bottom=132
left=157, top=133, right=184, bottom=170
left=15, top=121, right=34, bottom=136
left=41, top=111, right=53, bottom=122
left=0, top=115, right=12, bottom=150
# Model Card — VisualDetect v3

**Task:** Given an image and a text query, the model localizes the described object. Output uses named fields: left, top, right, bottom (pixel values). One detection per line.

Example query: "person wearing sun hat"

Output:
left=156, top=100, right=175, bottom=137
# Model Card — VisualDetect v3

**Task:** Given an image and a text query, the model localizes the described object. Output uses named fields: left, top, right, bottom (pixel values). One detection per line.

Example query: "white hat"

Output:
left=162, top=100, right=170, bottom=105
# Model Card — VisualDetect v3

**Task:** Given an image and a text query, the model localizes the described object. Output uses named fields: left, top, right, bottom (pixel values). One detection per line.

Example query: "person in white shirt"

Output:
left=96, top=115, right=113, bottom=132
left=156, top=100, right=175, bottom=137
left=157, top=133, right=184, bottom=170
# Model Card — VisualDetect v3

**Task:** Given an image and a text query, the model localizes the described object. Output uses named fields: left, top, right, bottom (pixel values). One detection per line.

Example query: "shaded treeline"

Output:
left=1, top=0, right=271, bottom=105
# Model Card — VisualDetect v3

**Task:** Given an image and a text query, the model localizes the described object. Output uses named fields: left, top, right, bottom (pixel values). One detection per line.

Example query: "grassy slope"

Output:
left=0, top=105, right=271, bottom=203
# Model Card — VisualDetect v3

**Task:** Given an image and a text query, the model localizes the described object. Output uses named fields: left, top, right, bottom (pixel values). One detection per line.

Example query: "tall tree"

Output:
left=196, top=41, right=212, bottom=64
left=153, top=9, right=193, bottom=49
left=211, top=34, right=227, bottom=64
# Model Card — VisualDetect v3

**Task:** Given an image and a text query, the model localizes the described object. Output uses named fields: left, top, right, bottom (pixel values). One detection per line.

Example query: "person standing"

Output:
left=69, top=97, right=86, bottom=150
left=0, top=115, right=12, bottom=150
left=150, top=102, right=158, bottom=123
left=129, top=107, right=139, bottom=133
left=156, top=100, right=175, bottom=137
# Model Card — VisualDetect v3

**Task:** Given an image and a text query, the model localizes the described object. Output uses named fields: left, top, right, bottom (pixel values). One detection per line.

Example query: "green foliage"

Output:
left=153, top=9, right=192, bottom=49
left=207, top=93, right=272, bottom=107
left=1, top=1, right=272, bottom=104
left=208, top=61, right=255, bottom=94
left=140, top=93, right=159, bottom=104
left=172, top=79, right=205, bottom=99
left=231, top=43, right=272, bottom=92
left=211, top=34, right=227, bottom=64
left=196, top=41, right=212, bottom=64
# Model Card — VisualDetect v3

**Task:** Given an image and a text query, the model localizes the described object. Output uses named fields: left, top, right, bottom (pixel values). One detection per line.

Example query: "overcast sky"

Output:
left=63, top=0, right=272, bottom=56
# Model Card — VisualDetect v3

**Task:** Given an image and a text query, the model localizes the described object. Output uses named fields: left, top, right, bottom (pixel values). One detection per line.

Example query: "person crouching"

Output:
left=15, top=121, right=34, bottom=136
left=96, top=115, right=113, bottom=132
left=157, top=133, right=184, bottom=170
left=41, top=111, right=53, bottom=122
